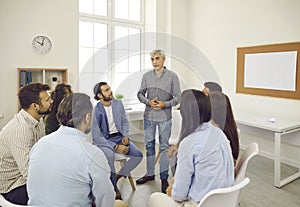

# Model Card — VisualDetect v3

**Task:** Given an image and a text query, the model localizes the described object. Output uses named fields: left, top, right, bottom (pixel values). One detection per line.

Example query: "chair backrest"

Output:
left=0, top=194, right=36, bottom=207
left=197, top=177, right=250, bottom=207
left=169, top=110, right=182, bottom=145
left=234, top=142, right=259, bottom=184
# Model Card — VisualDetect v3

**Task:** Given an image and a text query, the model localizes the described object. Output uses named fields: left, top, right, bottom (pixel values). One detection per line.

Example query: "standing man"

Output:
left=27, top=93, right=122, bottom=207
left=92, top=82, right=143, bottom=200
left=136, top=49, right=181, bottom=193
left=0, top=83, right=52, bottom=205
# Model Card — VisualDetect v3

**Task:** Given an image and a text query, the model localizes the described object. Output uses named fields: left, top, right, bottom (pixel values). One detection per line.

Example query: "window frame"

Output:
left=79, top=0, right=145, bottom=97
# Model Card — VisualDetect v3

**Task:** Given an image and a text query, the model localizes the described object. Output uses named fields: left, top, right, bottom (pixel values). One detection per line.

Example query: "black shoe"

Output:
left=136, top=175, right=155, bottom=184
left=161, top=179, right=169, bottom=194
left=115, top=188, right=122, bottom=200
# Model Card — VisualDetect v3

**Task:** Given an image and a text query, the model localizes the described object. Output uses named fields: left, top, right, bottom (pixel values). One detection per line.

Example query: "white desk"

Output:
left=125, top=105, right=144, bottom=137
left=125, top=106, right=144, bottom=122
left=235, top=113, right=300, bottom=188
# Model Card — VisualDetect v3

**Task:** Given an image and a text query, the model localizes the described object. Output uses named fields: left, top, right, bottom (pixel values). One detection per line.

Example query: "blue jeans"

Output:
left=144, top=119, right=172, bottom=179
left=1, top=184, right=28, bottom=205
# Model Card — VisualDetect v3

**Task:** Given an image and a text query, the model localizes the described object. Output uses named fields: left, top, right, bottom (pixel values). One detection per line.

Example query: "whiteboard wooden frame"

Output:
left=236, top=42, right=300, bottom=100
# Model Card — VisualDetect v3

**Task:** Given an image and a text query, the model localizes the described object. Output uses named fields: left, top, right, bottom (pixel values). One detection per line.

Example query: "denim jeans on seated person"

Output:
left=144, top=119, right=172, bottom=179
left=2, top=184, right=28, bottom=205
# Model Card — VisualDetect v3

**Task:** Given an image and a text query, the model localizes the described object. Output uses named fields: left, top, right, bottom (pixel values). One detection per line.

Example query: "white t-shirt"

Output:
left=104, top=105, right=118, bottom=134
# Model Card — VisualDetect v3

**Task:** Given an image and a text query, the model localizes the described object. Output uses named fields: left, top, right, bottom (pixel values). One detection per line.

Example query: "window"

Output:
left=79, top=0, right=144, bottom=101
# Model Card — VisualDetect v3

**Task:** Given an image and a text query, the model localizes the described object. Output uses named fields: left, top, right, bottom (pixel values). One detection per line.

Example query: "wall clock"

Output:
left=32, top=35, right=52, bottom=54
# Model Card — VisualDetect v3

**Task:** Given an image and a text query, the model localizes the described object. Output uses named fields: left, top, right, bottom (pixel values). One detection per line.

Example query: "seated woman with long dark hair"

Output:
left=209, top=92, right=239, bottom=164
left=148, top=89, right=234, bottom=207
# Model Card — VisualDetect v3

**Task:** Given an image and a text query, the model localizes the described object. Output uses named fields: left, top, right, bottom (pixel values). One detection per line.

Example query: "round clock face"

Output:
left=32, top=35, right=52, bottom=54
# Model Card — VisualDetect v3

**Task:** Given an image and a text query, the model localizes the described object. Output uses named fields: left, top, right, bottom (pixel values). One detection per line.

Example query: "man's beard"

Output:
left=102, top=95, right=113, bottom=101
left=37, top=109, right=51, bottom=116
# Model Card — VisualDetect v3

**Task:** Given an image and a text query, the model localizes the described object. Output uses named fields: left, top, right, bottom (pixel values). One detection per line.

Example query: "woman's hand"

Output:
left=168, top=145, right=178, bottom=157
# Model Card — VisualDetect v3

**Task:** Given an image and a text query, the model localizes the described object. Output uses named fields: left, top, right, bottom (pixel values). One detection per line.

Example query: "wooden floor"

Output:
left=239, top=154, right=300, bottom=207
left=116, top=140, right=300, bottom=206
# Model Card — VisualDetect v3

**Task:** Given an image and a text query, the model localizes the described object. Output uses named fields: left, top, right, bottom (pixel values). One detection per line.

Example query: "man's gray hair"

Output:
left=150, top=49, right=165, bottom=58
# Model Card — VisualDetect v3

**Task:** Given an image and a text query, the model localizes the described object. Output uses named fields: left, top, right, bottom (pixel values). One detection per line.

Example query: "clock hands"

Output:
left=32, top=35, right=51, bottom=53
left=36, top=37, right=45, bottom=46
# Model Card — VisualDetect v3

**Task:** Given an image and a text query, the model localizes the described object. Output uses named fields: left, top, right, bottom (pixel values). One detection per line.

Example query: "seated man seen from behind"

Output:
left=27, top=93, right=127, bottom=207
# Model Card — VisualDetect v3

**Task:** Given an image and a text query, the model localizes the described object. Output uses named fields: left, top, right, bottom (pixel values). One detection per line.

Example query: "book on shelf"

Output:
left=19, top=71, right=32, bottom=87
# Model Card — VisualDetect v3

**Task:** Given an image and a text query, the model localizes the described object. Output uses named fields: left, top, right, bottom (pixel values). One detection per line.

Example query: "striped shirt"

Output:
left=0, top=109, right=45, bottom=193
left=137, top=68, right=181, bottom=122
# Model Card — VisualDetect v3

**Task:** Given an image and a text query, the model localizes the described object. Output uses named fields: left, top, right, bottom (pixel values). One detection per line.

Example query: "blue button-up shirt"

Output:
left=172, top=122, right=234, bottom=203
left=27, top=126, right=115, bottom=207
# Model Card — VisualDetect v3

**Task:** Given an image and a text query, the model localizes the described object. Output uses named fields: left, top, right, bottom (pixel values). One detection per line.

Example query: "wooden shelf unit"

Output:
left=17, top=68, right=68, bottom=90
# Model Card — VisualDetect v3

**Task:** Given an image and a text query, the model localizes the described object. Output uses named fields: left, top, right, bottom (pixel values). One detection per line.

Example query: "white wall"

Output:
left=187, top=0, right=300, bottom=165
left=187, top=0, right=300, bottom=118
left=170, top=0, right=200, bottom=91
left=153, top=0, right=203, bottom=91
left=0, top=0, right=78, bottom=129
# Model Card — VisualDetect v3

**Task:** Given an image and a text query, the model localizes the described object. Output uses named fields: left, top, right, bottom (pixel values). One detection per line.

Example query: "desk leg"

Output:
left=274, top=132, right=281, bottom=187
left=274, top=131, right=300, bottom=188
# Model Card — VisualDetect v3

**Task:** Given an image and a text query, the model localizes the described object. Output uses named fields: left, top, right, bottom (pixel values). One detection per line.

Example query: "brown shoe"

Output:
left=161, top=179, right=169, bottom=194
left=136, top=175, right=155, bottom=184
left=115, top=188, right=122, bottom=200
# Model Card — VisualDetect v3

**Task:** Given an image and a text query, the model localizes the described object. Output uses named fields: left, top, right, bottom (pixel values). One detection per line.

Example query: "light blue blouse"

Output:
left=172, top=122, right=234, bottom=203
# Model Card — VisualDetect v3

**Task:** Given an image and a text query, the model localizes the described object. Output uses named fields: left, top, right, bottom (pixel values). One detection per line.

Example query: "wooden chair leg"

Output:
left=118, top=159, right=136, bottom=191
left=155, top=150, right=160, bottom=164
left=128, top=175, right=136, bottom=190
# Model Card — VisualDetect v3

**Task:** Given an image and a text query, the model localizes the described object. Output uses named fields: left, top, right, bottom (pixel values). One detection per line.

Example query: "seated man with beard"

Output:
left=0, top=83, right=53, bottom=205
left=92, top=82, right=143, bottom=200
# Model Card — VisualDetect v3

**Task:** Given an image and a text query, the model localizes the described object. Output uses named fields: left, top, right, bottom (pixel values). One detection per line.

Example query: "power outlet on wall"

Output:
left=0, top=113, right=3, bottom=119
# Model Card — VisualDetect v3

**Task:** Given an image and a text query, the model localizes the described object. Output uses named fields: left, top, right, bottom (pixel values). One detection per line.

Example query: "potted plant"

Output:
left=115, top=94, right=124, bottom=100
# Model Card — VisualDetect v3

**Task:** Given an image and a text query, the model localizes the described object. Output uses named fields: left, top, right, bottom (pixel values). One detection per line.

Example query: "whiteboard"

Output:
left=244, top=51, right=297, bottom=91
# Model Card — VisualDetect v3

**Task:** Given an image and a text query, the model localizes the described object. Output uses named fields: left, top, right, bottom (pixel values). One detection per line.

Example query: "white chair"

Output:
left=197, top=177, right=250, bottom=207
left=114, top=153, right=136, bottom=190
left=234, top=142, right=259, bottom=184
left=155, top=109, right=182, bottom=164
left=234, top=142, right=259, bottom=206
left=0, top=194, right=36, bottom=207
left=169, top=109, right=182, bottom=146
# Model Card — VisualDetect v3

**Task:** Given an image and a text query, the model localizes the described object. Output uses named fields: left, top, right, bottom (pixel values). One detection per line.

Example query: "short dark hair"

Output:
left=204, top=81, right=222, bottom=93
left=56, top=93, right=93, bottom=128
left=179, top=89, right=211, bottom=141
left=18, top=83, right=50, bottom=109
left=93, top=82, right=107, bottom=100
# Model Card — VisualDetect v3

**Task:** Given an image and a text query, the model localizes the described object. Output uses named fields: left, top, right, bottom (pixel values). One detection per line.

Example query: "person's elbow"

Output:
left=172, top=190, right=188, bottom=202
